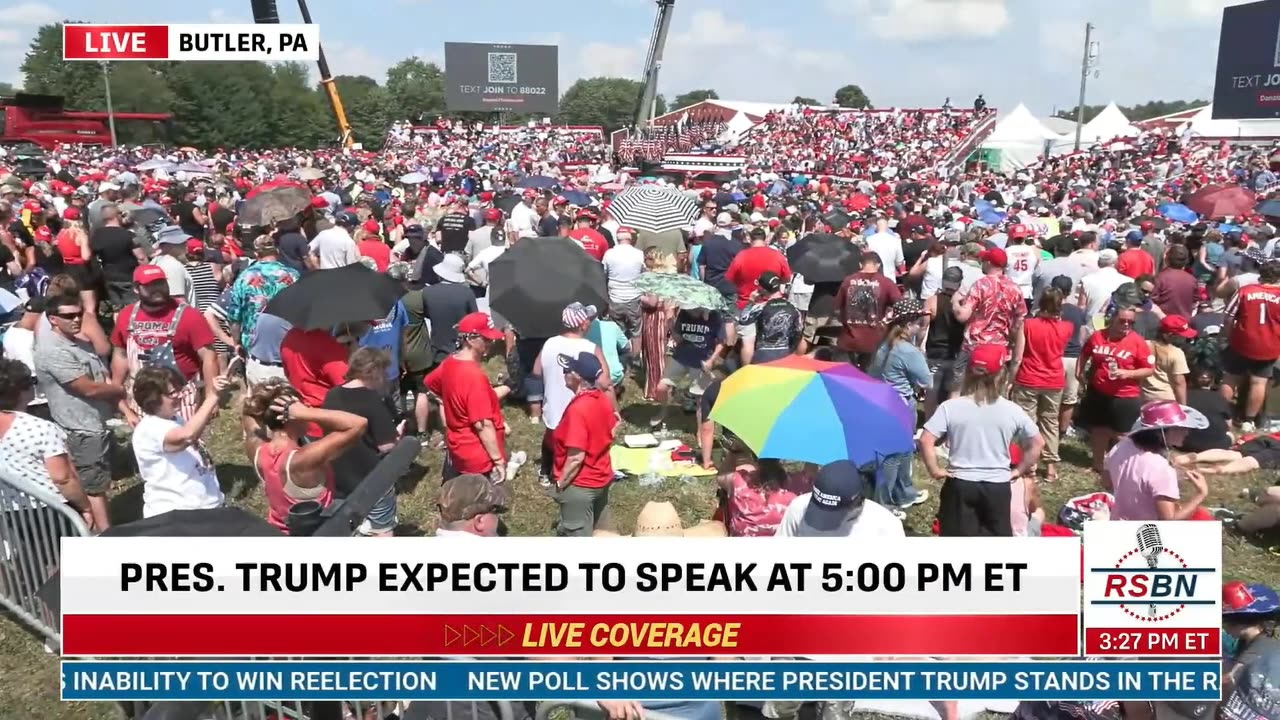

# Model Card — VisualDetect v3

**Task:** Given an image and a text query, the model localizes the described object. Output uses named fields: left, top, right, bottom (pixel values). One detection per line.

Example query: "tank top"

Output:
left=254, top=443, right=334, bottom=531
left=55, top=229, right=85, bottom=265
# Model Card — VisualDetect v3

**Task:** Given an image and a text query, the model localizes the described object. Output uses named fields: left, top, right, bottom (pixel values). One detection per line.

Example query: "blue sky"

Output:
left=0, top=0, right=1246, bottom=115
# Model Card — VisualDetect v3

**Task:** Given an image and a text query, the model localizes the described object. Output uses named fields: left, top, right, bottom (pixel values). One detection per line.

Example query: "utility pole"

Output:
left=1073, top=22, right=1097, bottom=152
left=100, top=61, right=117, bottom=148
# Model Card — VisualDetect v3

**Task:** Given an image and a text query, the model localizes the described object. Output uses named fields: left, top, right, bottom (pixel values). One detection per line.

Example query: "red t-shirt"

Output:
left=553, top=388, right=617, bottom=489
left=1014, top=317, right=1073, bottom=389
left=424, top=355, right=507, bottom=474
left=567, top=228, right=607, bottom=262
left=1116, top=248, right=1155, bottom=279
left=834, top=271, right=901, bottom=353
left=725, top=246, right=791, bottom=309
left=1226, top=283, right=1280, bottom=360
left=357, top=239, right=391, bottom=272
left=55, top=229, right=85, bottom=264
left=280, top=328, right=349, bottom=438
left=1080, top=329, right=1155, bottom=399
left=111, top=301, right=215, bottom=381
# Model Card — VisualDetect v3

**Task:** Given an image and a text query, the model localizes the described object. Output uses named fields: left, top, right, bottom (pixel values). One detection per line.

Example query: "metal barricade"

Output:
left=535, top=701, right=685, bottom=720
left=130, top=698, right=517, bottom=720
left=0, top=467, right=90, bottom=648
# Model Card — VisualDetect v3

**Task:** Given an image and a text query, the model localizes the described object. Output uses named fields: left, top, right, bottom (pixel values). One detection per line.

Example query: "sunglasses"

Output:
left=49, top=310, right=82, bottom=320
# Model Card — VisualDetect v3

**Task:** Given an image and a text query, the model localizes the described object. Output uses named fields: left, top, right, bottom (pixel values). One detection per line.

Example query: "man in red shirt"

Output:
left=111, top=265, right=218, bottom=423
left=954, top=247, right=1026, bottom=395
left=725, top=227, right=791, bottom=310
left=1116, top=231, right=1155, bottom=279
left=834, top=252, right=901, bottom=369
left=424, top=312, right=511, bottom=484
left=280, top=323, right=356, bottom=438
left=356, top=219, right=390, bottom=271
left=1222, top=260, right=1280, bottom=428
left=566, top=209, right=607, bottom=262
left=551, top=351, right=618, bottom=536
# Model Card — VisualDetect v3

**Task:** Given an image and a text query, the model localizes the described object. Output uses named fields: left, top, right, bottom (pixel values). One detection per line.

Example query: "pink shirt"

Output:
left=1104, top=437, right=1180, bottom=521
left=724, top=465, right=814, bottom=537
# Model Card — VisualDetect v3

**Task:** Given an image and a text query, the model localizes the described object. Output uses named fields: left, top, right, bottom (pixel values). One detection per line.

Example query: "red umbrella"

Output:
left=845, top=193, right=871, bottom=212
left=246, top=179, right=308, bottom=200
left=1185, top=184, right=1256, bottom=219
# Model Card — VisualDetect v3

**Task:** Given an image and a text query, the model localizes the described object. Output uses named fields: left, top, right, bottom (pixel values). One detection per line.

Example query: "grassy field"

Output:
left=2, top=364, right=1278, bottom=719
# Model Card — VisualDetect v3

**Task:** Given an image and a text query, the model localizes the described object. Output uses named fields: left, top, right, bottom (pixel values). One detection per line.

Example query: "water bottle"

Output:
left=404, top=390, right=416, bottom=415
left=641, top=451, right=662, bottom=487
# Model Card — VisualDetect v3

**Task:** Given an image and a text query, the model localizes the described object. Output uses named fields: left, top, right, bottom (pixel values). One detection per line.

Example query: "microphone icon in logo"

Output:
left=1136, top=524, right=1163, bottom=618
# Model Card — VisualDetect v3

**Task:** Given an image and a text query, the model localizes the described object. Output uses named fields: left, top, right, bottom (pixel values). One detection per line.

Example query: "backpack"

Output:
left=845, top=278, right=881, bottom=327
left=126, top=303, right=187, bottom=374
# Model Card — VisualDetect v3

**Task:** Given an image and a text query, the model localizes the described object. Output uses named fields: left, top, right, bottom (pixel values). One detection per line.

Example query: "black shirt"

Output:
left=746, top=298, right=802, bottom=356
left=1183, top=387, right=1233, bottom=452
left=421, top=282, right=478, bottom=357
left=436, top=213, right=475, bottom=254
left=1190, top=311, right=1225, bottom=337
left=321, top=385, right=398, bottom=496
left=807, top=281, right=841, bottom=319
left=1061, top=303, right=1087, bottom=358
left=537, top=214, right=560, bottom=238
left=925, top=291, right=964, bottom=361
left=276, top=230, right=310, bottom=274
left=91, top=226, right=139, bottom=282
left=173, top=201, right=204, bottom=240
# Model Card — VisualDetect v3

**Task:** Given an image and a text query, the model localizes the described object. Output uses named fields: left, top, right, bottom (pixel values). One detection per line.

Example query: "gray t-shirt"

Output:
left=923, top=396, right=1039, bottom=483
left=33, top=330, right=114, bottom=434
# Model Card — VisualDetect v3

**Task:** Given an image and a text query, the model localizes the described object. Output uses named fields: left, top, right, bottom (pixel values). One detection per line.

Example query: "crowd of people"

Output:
left=0, top=100, right=1276, bottom=720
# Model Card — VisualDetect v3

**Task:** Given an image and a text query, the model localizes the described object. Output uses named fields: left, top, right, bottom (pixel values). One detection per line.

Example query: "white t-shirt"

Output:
left=153, top=254, right=193, bottom=304
left=308, top=227, right=361, bottom=270
left=3, top=327, right=46, bottom=407
left=134, top=415, right=224, bottom=518
left=1081, top=267, right=1130, bottom=323
left=1003, top=244, right=1039, bottom=299
left=865, top=232, right=904, bottom=279
left=602, top=244, right=646, bottom=304
left=774, top=495, right=905, bottom=538
left=466, top=245, right=507, bottom=288
left=510, top=202, right=538, bottom=239
left=537, top=335, right=598, bottom=430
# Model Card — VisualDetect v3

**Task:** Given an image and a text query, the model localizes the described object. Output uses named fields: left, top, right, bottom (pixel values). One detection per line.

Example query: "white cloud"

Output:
left=826, top=0, right=1009, bottom=41
left=322, top=41, right=394, bottom=83
left=575, top=41, right=643, bottom=79
left=0, top=2, right=58, bottom=25
left=0, top=28, right=20, bottom=44
left=1148, top=0, right=1250, bottom=23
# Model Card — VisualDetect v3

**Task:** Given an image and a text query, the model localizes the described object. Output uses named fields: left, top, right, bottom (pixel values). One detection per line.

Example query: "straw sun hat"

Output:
left=592, top=502, right=727, bottom=538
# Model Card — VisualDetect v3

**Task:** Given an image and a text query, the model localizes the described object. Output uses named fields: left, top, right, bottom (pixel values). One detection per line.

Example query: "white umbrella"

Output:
left=400, top=171, right=428, bottom=184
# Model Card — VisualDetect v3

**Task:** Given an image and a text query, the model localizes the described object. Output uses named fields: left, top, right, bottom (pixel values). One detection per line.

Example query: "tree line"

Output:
left=1054, top=99, right=1210, bottom=124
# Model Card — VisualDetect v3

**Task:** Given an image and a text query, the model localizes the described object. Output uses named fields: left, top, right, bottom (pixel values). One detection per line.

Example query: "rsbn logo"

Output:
left=1089, top=523, right=1216, bottom=622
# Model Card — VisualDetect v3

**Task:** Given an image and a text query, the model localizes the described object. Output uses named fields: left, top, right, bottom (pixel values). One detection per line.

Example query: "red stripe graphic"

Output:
left=63, top=614, right=1080, bottom=656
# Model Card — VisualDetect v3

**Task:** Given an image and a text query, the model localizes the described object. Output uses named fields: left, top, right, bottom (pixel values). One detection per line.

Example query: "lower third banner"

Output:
left=62, top=661, right=1223, bottom=702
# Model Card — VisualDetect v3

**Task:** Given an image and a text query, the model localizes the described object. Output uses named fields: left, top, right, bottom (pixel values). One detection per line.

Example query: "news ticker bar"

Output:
left=61, top=661, right=1223, bottom=702
left=61, top=614, right=1081, bottom=657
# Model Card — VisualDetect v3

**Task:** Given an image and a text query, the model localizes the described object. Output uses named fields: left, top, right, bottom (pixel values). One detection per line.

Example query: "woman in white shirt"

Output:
left=130, top=366, right=230, bottom=518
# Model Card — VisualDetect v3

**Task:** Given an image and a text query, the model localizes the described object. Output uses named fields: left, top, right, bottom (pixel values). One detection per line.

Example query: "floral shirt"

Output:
left=725, top=464, right=815, bottom=537
left=962, top=273, right=1026, bottom=348
left=226, top=259, right=300, bottom=348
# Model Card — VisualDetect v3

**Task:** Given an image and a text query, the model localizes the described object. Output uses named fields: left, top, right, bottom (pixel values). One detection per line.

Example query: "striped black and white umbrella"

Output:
left=607, top=185, right=700, bottom=234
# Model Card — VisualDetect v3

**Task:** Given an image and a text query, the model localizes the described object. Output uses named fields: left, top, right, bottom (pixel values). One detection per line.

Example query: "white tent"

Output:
left=1050, top=101, right=1138, bottom=154
left=1180, top=104, right=1280, bottom=139
left=980, top=103, right=1061, bottom=170
left=723, top=110, right=755, bottom=140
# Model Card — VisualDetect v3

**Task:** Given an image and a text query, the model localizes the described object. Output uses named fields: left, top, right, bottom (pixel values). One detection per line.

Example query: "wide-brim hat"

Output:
left=632, top=502, right=728, bottom=537
left=1129, top=400, right=1209, bottom=434
left=1223, top=581, right=1280, bottom=616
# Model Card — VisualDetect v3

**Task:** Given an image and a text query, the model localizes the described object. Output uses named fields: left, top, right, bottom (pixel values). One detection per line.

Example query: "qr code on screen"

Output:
left=488, top=52, right=518, bottom=84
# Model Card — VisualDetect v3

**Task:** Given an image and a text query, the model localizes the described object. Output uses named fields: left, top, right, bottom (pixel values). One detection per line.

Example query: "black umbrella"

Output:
left=516, top=175, right=557, bottom=190
left=264, top=263, right=405, bottom=330
left=821, top=210, right=853, bottom=231
left=494, top=193, right=523, bottom=215
left=240, top=184, right=311, bottom=226
left=489, top=237, right=608, bottom=338
left=786, top=233, right=862, bottom=283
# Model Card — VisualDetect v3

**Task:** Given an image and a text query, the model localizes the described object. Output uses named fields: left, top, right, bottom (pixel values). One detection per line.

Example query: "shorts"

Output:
left=738, top=321, right=756, bottom=340
left=246, top=357, right=287, bottom=387
left=1078, top=390, right=1143, bottom=434
left=937, top=476, right=1013, bottom=537
left=609, top=298, right=643, bottom=339
left=661, top=362, right=712, bottom=395
left=402, top=368, right=430, bottom=397
left=66, top=430, right=113, bottom=496
left=1239, top=436, right=1280, bottom=470
left=927, top=357, right=959, bottom=397
left=1061, top=357, right=1081, bottom=405
left=803, top=312, right=837, bottom=343
left=1221, top=347, right=1278, bottom=380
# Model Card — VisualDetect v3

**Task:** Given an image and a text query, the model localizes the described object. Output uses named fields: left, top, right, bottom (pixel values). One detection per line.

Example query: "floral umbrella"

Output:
left=633, top=272, right=728, bottom=311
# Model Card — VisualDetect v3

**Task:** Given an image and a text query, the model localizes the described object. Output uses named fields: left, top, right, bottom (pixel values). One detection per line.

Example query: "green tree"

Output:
left=0, top=82, right=18, bottom=96
left=833, top=84, right=871, bottom=109
left=1054, top=99, right=1209, bottom=123
left=792, top=95, right=820, bottom=106
left=671, top=89, right=718, bottom=111
left=385, top=57, right=445, bottom=122
left=167, top=62, right=277, bottom=148
left=21, top=23, right=103, bottom=107
left=558, top=77, right=661, bottom=130
left=267, top=62, right=329, bottom=148
left=331, top=75, right=393, bottom=149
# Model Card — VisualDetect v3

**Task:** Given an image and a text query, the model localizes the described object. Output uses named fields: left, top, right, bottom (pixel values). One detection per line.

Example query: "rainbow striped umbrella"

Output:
left=709, top=355, right=915, bottom=466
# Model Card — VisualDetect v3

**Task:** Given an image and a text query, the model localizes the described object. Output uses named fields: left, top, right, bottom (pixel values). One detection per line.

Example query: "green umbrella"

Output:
left=634, top=271, right=728, bottom=311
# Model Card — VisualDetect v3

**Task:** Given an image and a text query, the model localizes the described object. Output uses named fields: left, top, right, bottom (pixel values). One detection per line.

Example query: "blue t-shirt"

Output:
left=1061, top=303, right=1087, bottom=358
left=688, top=244, right=703, bottom=281
left=248, top=313, right=292, bottom=364
left=586, top=318, right=629, bottom=384
left=868, top=339, right=932, bottom=399
left=358, top=301, right=409, bottom=380
left=671, top=309, right=725, bottom=368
